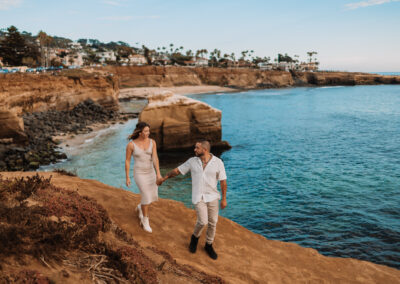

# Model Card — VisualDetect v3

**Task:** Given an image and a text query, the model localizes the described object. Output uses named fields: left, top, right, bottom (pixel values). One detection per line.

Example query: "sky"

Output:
left=1, top=0, right=399, bottom=72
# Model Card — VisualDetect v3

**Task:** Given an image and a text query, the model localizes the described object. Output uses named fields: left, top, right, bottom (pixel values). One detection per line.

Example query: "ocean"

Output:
left=43, top=85, right=400, bottom=269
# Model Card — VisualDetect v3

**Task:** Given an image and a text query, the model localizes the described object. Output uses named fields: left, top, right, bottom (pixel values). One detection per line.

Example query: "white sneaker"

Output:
left=136, top=204, right=143, bottom=220
left=141, top=216, right=152, bottom=233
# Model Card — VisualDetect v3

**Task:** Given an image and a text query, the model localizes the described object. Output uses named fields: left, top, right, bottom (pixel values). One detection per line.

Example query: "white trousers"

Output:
left=193, top=198, right=219, bottom=244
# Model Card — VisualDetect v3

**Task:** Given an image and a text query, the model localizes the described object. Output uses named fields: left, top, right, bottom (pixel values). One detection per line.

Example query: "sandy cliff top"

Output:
left=1, top=172, right=399, bottom=283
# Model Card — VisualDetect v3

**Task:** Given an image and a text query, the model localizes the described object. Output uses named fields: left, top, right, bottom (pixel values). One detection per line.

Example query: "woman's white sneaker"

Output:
left=136, top=204, right=143, bottom=220
left=141, top=216, right=152, bottom=233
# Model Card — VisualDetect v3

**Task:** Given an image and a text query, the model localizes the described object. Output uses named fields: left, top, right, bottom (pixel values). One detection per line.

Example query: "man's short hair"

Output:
left=198, top=140, right=211, bottom=152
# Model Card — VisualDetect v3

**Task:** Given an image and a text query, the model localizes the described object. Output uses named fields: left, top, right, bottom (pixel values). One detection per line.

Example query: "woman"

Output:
left=125, top=122, right=162, bottom=233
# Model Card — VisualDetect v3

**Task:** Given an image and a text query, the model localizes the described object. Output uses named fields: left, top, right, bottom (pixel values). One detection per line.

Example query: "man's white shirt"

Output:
left=178, top=155, right=227, bottom=204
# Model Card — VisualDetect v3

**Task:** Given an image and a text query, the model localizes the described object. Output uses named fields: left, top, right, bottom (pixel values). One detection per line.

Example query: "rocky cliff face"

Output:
left=293, top=71, right=400, bottom=86
left=106, top=66, right=400, bottom=89
left=139, top=91, right=230, bottom=151
left=0, top=72, right=119, bottom=143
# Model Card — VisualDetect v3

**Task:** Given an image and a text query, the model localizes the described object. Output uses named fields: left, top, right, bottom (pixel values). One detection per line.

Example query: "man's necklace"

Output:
left=202, top=156, right=211, bottom=168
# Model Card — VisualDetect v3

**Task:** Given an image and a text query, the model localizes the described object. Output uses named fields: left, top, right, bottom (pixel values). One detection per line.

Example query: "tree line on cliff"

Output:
left=0, top=26, right=137, bottom=67
left=0, top=25, right=319, bottom=69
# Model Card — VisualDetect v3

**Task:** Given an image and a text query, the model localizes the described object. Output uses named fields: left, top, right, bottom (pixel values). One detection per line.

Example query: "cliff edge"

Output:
left=1, top=172, right=399, bottom=284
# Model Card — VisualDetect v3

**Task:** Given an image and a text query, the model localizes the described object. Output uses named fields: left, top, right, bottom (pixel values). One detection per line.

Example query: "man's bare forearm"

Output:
left=220, top=180, right=227, bottom=199
left=163, top=168, right=180, bottom=180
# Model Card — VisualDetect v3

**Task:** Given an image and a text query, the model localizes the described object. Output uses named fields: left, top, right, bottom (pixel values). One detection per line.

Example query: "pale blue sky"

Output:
left=1, top=0, right=399, bottom=71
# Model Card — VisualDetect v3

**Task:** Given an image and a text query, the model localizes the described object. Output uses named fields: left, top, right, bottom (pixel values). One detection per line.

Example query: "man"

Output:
left=158, top=140, right=227, bottom=260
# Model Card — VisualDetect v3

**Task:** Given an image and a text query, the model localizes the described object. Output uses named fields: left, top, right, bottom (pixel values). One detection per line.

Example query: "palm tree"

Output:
left=307, top=51, right=318, bottom=63
left=241, top=50, right=249, bottom=61
left=230, top=52, right=236, bottom=67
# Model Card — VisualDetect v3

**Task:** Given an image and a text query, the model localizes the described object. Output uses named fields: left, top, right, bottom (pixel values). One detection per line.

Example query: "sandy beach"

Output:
left=119, top=85, right=237, bottom=100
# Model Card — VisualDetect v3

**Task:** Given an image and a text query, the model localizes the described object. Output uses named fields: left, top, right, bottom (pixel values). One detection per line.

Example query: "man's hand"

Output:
left=221, top=198, right=227, bottom=209
left=126, top=177, right=131, bottom=187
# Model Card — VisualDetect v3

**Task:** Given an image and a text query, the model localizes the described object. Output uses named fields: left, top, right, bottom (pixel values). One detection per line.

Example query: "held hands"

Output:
left=156, top=176, right=165, bottom=186
left=220, top=198, right=227, bottom=209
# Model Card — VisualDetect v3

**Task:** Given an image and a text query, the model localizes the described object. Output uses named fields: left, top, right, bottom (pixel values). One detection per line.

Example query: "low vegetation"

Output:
left=0, top=174, right=224, bottom=283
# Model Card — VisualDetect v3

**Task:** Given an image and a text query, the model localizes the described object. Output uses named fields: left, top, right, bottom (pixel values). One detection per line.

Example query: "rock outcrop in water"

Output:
left=139, top=91, right=231, bottom=151
left=1, top=172, right=399, bottom=283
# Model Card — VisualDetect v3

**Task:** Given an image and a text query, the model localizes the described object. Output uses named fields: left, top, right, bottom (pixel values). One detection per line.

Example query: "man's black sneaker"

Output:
left=189, top=234, right=199, bottom=253
left=204, top=243, right=218, bottom=260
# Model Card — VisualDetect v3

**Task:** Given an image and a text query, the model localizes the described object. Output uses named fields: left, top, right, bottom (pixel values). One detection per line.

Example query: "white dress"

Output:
left=132, top=140, right=158, bottom=205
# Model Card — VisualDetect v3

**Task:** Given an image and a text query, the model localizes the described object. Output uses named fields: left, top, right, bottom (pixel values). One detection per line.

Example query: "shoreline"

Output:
left=118, top=85, right=238, bottom=100
left=52, top=120, right=133, bottom=157
left=52, top=85, right=235, bottom=157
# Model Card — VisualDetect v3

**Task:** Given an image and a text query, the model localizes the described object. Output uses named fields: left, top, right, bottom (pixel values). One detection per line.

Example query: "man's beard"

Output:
left=195, top=151, right=204, bottom=157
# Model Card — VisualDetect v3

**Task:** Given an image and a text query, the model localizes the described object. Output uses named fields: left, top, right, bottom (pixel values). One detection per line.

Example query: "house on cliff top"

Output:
left=129, top=54, right=147, bottom=65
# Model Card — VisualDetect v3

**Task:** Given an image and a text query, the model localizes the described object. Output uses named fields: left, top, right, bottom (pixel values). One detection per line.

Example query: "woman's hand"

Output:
left=126, top=177, right=131, bottom=187
left=156, top=176, right=164, bottom=186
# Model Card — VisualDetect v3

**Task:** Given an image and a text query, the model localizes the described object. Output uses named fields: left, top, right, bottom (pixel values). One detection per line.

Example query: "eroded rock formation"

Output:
left=106, top=66, right=400, bottom=89
left=0, top=107, right=27, bottom=144
left=0, top=72, right=121, bottom=171
left=0, top=72, right=119, bottom=144
left=139, top=91, right=231, bottom=151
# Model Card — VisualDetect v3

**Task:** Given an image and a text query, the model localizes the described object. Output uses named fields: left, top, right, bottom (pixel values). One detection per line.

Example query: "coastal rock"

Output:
left=292, top=71, right=400, bottom=86
left=0, top=100, right=120, bottom=171
left=0, top=72, right=120, bottom=171
left=0, top=107, right=27, bottom=144
left=139, top=91, right=231, bottom=151
left=106, top=66, right=400, bottom=89
left=0, top=73, right=119, bottom=116
left=106, top=65, right=294, bottom=89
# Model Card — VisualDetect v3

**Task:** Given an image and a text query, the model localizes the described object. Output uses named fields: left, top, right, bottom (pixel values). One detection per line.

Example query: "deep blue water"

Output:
left=44, top=85, right=400, bottom=269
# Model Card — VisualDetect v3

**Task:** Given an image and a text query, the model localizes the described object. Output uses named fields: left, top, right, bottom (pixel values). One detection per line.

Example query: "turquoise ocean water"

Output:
left=43, top=85, right=400, bottom=269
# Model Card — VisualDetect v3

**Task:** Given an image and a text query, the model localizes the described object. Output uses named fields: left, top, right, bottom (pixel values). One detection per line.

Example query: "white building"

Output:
left=129, top=54, right=147, bottom=65
left=298, top=62, right=318, bottom=72
left=68, top=41, right=83, bottom=50
left=96, top=51, right=117, bottom=63
left=258, top=62, right=273, bottom=70
left=194, top=57, right=208, bottom=67
left=63, top=51, right=85, bottom=67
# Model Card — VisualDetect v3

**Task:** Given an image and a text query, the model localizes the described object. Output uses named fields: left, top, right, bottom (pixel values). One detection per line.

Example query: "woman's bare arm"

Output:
left=151, top=139, right=162, bottom=179
left=125, top=142, right=134, bottom=186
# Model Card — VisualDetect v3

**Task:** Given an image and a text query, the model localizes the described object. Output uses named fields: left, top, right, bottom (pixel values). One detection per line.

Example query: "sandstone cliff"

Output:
left=1, top=172, right=399, bottom=284
left=105, top=66, right=400, bottom=89
left=0, top=72, right=119, bottom=143
left=139, top=91, right=230, bottom=151
left=293, top=71, right=400, bottom=86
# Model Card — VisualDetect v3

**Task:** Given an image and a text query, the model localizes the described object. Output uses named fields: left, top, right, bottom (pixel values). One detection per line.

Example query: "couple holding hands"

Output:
left=125, top=122, right=228, bottom=260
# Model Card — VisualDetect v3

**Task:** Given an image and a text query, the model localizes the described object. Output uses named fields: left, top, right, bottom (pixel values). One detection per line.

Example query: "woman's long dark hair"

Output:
left=128, top=122, right=150, bottom=140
